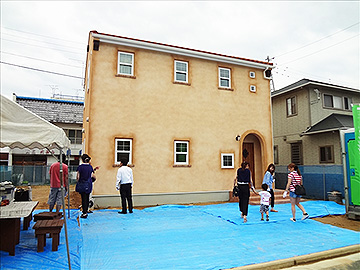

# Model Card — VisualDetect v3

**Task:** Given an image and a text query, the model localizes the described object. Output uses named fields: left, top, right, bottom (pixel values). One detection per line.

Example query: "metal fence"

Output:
left=0, top=165, right=78, bottom=186
left=274, top=165, right=344, bottom=200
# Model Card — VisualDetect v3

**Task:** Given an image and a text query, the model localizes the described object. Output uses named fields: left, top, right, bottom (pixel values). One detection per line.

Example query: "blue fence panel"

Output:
left=274, top=165, right=344, bottom=200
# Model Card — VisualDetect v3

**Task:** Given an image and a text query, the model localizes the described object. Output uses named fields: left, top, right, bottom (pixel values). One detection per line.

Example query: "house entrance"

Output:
left=242, top=133, right=263, bottom=189
left=242, top=143, right=255, bottom=186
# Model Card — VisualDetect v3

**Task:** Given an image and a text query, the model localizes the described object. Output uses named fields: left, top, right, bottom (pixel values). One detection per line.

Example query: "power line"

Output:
left=275, top=22, right=360, bottom=58
left=1, top=26, right=85, bottom=45
left=0, top=61, right=84, bottom=79
left=1, top=51, right=84, bottom=68
left=2, top=38, right=85, bottom=55
left=3, top=32, right=84, bottom=51
left=278, top=34, right=359, bottom=65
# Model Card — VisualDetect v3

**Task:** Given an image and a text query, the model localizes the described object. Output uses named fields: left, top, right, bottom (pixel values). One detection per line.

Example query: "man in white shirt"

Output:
left=115, top=159, right=134, bottom=214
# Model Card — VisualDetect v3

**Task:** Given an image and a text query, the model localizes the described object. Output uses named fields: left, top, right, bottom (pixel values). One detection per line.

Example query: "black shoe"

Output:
left=118, top=211, right=127, bottom=214
left=80, top=213, right=88, bottom=219
left=129, top=210, right=133, bottom=213
left=87, top=210, right=93, bottom=214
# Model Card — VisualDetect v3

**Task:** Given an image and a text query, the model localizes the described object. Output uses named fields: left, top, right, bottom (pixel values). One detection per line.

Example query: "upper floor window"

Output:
left=249, top=71, right=256, bottom=78
left=221, top=153, right=234, bottom=169
left=323, top=94, right=352, bottom=110
left=219, top=67, right=231, bottom=88
left=174, top=60, right=188, bottom=83
left=174, top=140, right=189, bottom=165
left=115, top=138, right=132, bottom=165
left=286, top=96, right=297, bottom=117
left=64, top=129, right=82, bottom=144
left=117, top=52, right=134, bottom=76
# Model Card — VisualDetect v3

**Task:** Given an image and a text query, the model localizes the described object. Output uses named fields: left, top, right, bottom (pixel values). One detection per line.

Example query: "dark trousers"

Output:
left=120, top=183, right=133, bottom=213
left=80, top=192, right=90, bottom=214
left=238, top=184, right=250, bottom=216
left=269, top=189, right=275, bottom=208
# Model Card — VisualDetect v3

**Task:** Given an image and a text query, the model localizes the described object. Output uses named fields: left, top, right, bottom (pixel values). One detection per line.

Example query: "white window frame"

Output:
left=221, top=153, right=234, bottom=169
left=115, top=138, right=133, bottom=165
left=250, top=85, right=257, bottom=93
left=286, top=96, right=297, bottom=117
left=219, top=67, right=231, bottom=88
left=174, top=140, right=189, bottom=165
left=174, top=60, right=188, bottom=83
left=249, top=71, right=256, bottom=78
left=117, top=52, right=134, bottom=76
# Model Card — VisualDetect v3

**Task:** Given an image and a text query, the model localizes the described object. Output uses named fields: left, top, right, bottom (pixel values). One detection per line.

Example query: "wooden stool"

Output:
left=33, top=219, right=64, bottom=252
left=33, top=212, right=63, bottom=222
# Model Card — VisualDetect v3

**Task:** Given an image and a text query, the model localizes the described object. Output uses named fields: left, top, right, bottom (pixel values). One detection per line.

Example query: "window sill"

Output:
left=218, top=87, right=234, bottom=91
left=173, top=164, right=192, bottom=168
left=113, top=164, right=135, bottom=168
left=173, top=81, right=191, bottom=86
left=115, top=74, right=136, bottom=79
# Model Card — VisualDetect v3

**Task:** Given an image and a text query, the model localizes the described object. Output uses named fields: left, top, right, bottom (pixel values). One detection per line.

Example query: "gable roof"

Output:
left=271, top=79, right=360, bottom=98
left=90, top=31, right=273, bottom=70
left=15, top=96, right=84, bottom=124
left=302, top=113, right=354, bottom=135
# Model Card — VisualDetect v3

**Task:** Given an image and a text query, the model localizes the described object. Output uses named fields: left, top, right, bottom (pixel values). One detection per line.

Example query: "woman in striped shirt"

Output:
left=284, top=163, right=309, bottom=222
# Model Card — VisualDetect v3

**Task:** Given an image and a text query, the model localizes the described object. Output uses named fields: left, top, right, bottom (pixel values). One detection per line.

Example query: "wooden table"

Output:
left=0, top=201, right=39, bottom=256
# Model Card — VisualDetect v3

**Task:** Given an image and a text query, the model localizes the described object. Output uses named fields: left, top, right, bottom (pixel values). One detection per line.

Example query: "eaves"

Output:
left=91, top=32, right=273, bottom=70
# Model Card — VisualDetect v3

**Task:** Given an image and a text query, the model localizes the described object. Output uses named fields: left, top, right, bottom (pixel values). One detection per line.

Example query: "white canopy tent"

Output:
left=0, top=95, right=72, bottom=269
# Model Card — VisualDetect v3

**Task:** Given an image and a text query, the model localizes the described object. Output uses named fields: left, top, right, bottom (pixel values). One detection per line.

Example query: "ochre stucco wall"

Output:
left=83, top=35, right=273, bottom=195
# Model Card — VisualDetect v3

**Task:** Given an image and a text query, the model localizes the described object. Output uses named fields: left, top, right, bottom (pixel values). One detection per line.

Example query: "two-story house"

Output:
left=83, top=31, right=274, bottom=207
left=271, top=79, right=360, bottom=199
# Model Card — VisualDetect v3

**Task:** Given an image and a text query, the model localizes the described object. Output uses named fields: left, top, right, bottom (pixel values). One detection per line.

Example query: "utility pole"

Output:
left=265, top=56, right=276, bottom=92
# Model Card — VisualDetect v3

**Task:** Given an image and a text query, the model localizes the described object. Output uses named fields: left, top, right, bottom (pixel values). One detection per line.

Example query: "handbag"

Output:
left=295, top=185, right=306, bottom=195
left=232, top=185, right=239, bottom=197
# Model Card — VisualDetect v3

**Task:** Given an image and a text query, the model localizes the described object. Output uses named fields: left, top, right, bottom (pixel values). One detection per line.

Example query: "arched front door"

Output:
left=242, top=133, right=263, bottom=188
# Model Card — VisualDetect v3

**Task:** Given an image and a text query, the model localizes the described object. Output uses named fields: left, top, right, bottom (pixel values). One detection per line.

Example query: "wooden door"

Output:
left=242, top=143, right=255, bottom=186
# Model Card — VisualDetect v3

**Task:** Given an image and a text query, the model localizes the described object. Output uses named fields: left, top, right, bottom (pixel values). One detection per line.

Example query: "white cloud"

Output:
left=1, top=1, right=359, bottom=99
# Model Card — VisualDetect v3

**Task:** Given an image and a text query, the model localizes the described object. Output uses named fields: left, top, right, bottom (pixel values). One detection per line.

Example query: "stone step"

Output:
left=229, top=189, right=290, bottom=205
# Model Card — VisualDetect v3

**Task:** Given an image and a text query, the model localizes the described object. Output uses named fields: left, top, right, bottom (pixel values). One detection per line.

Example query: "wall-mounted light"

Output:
left=313, top=88, right=321, bottom=100
left=86, top=117, right=89, bottom=122
left=235, top=135, right=241, bottom=141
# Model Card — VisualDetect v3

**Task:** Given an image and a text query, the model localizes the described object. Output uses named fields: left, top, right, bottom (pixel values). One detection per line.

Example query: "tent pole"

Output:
left=67, top=150, right=71, bottom=219
left=60, top=150, right=72, bottom=270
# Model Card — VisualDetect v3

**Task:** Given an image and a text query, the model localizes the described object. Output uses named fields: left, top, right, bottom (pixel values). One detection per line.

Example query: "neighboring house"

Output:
left=7, top=94, right=84, bottom=166
left=83, top=31, right=274, bottom=207
left=271, top=79, right=360, bottom=198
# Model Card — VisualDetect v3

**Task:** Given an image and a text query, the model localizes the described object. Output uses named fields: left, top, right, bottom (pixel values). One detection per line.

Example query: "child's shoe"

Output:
left=301, top=213, right=310, bottom=220
left=260, top=218, right=264, bottom=221
left=290, top=217, right=296, bottom=222
left=266, top=215, right=269, bottom=221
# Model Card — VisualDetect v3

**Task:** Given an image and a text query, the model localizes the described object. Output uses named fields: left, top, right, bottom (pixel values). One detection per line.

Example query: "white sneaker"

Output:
left=290, top=217, right=296, bottom=222
left=301, top=213, right=310, bottom=220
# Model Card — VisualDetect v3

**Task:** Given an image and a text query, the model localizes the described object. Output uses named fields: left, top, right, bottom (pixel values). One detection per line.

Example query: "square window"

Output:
left=249, top=71, right=256, bottom=78
left=219, top=67, right=231, bottom=88
left=250, top=85, right=256, bottom=92
left=320, top=146, right=334, bottom=163
left=174, top=60, right=188, bottom=83
left=221, top=153, right=234, bottom=169
left=115, top=139, right=132, bottom=164
left=117, top=52, right=134, bottom=76
left=174, top=141, right=189, bottom=165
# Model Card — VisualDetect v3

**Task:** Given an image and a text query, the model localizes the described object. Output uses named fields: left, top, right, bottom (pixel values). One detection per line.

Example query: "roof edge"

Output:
left=90, top=31, right=273, bottom=69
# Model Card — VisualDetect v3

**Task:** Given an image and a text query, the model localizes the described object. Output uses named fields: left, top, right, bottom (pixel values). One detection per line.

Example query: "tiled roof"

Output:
left=303, top=113, right=353, bottom=135
left=271, top=79, right=360, bottom=97
left=15, top=96, right=84, bottom=124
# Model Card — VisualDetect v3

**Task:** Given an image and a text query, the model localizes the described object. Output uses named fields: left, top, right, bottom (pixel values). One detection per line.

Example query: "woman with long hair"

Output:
left=284, top=163, right=309, bottom=222
left=233, top=161, right=256, bottom=223
left=262, top=163, right=278, bottom=212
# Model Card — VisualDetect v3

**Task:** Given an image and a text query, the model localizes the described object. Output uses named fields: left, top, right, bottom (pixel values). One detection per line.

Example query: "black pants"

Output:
left=269, top=189, right=275, bottom=208
left=80, top=192, right=90, bottom=214
left=238, top=184, right=250, bottom=216
left=120, top=183, right=133, bottom=213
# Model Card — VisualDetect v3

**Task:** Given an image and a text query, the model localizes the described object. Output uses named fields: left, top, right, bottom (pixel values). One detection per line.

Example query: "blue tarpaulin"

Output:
left=1, top=201, right=359, bottom=270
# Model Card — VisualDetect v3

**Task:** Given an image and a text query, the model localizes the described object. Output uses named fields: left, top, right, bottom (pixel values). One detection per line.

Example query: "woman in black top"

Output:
left=233, top=161, right=256, bottom=223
